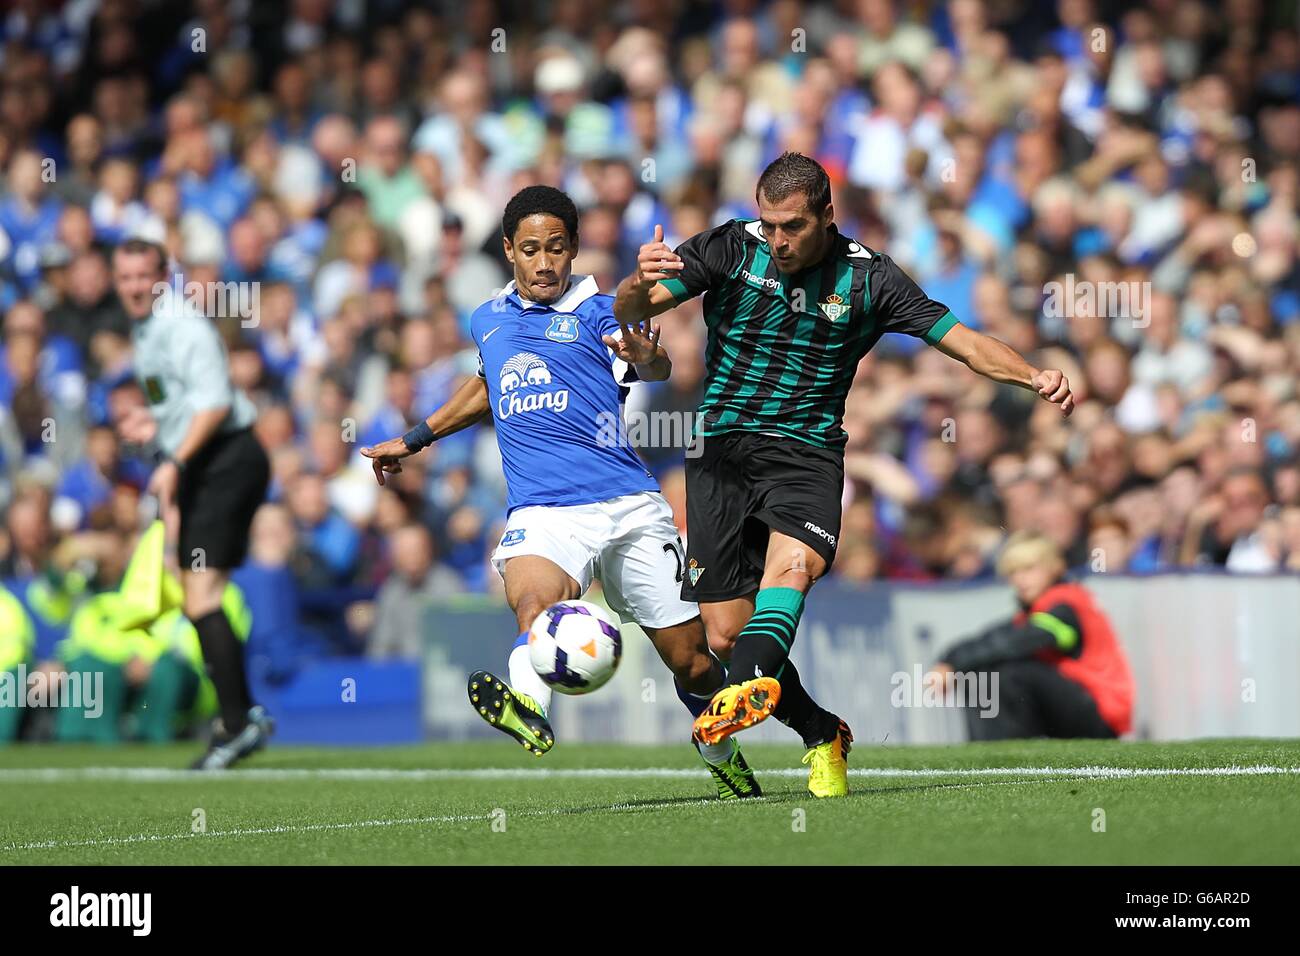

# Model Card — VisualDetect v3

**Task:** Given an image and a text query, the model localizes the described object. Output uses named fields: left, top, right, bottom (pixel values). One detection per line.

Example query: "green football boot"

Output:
left=467, top=670, right=554, bottom=756
left=697, top=741, right=763, bottom=799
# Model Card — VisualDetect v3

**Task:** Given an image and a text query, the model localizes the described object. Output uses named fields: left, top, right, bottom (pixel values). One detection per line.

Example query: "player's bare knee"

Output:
left=706, top=628, right=738, bottom=660
left=700, top=608, right=744, bottom=660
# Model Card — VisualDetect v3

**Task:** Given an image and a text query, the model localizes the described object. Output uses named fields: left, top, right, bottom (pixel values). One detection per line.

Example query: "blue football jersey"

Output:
left=471, top=274, right=658, bottom=513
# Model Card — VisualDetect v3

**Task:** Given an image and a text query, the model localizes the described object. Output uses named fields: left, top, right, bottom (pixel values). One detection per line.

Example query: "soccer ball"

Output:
left=528, top=600, right=623, bottom=695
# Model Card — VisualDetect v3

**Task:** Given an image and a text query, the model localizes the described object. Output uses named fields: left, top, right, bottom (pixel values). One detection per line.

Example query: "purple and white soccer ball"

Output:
left=528, top=600, right=623, bottom=696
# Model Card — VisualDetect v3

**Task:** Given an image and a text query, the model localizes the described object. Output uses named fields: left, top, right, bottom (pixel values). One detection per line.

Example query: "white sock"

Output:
left=698, top=737, right=736, bottom=766
left=508, top=643, right=553, bottom=717
left=690, top=656, right=735, bottom=765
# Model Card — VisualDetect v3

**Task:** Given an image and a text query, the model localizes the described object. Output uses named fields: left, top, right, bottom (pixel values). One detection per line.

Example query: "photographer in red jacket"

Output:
left=927, top=531, right=1135, bottom=740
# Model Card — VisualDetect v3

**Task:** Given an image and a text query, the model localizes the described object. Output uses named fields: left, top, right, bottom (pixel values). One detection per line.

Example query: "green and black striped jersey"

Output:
left=659, top=219, right=959, bottom=450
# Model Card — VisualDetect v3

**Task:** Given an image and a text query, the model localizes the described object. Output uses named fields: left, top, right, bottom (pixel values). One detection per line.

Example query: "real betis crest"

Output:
left=819, top=293, right=849, bottom=322
left=687, top=558, right=704, bottom=586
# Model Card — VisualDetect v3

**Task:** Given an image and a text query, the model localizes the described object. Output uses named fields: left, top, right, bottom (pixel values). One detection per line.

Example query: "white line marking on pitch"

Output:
left=0, top=795, right=737, bottom=853
left=0, top=764, right=1296, bottom=784
left=0, top=782, right=1065, bottom=854
left=2, top=767, right=1291, bottom=854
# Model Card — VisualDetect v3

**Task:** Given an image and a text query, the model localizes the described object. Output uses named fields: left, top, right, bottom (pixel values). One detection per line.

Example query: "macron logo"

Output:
left=50, top=886, right=151, bottom=936
left=742, top=269, right=780, bottom=292
left=804, top=522, right=837, bottom=549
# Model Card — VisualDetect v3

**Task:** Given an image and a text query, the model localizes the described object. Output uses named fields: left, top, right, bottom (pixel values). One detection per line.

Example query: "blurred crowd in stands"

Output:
left=3, top=0, right=1300, bottom=698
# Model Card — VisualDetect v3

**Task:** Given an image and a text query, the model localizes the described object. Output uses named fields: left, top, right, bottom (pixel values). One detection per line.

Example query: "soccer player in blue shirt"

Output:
left=362, top=186, right=760, bottom=799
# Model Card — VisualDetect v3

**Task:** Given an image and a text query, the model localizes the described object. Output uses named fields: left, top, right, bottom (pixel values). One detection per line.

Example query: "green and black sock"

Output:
left=727, top=586, right=804, bottom=683
left=772, top=659, right=841, bottom=749
left=727, top=588, right=839, bottom=748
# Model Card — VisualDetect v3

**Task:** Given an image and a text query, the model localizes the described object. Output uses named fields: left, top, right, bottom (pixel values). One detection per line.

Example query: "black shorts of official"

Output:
left=682, top=429, right=843, bottom=603
left=176, top=428, right=270, bottom=570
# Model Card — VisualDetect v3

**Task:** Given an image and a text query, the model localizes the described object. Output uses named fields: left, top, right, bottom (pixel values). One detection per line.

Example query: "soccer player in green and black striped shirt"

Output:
left=614, top=153, right=1075, bottom=796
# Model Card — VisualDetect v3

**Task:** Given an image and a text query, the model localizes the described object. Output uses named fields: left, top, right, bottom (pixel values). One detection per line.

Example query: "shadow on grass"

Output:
left=561, top=777, right=1038, bottom=815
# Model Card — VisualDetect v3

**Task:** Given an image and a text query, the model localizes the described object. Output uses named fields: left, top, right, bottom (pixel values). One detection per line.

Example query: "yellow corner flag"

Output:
left=115, top=520, right=184, bottom=630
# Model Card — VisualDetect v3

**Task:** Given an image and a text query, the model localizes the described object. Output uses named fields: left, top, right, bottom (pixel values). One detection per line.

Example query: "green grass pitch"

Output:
left=1, top=739, right=1296, bottom=865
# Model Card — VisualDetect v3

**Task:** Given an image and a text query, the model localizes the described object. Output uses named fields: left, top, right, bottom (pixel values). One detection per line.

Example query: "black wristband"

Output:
left=401, top=420, right=436, bottom=452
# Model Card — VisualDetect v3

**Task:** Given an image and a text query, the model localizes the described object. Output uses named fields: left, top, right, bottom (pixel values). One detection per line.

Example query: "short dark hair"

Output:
left=501, top=185, right=579, bottom=243
left=756, top=152, right=832, bottom=213
left=113, top=238, right=168, bottom=272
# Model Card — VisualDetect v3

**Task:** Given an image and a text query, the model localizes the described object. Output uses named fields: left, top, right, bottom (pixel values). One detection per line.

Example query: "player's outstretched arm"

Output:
left=360, top=374, right=490, bottom=485
left=614, top=223, right=684, bottom=327
left=933, top=322, right=1076, bottom=416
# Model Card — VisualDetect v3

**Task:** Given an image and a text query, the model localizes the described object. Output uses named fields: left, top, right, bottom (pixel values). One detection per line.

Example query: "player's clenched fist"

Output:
left=634, top=224, right=684, bottom=288
left=1032, top=368, right=1075, bottom=416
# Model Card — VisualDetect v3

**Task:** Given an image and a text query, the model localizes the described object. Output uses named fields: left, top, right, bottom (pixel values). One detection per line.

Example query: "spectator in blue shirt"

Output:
left=233, top=502, right=330, bottom=686
left=359, top=367, right=418, bottom=451
left=176, top=129, right=255, bottom=232
left=0, top=150, right=65, bottom=292
left=55, top=425, right=133, bottom=529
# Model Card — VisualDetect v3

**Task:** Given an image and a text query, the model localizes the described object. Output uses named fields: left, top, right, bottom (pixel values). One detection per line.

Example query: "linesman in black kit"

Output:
left=112, top=238, right=273, bottom=769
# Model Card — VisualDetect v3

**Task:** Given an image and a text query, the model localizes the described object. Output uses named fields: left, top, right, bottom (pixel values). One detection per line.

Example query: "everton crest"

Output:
left=546, top=314, right=579, bottom=342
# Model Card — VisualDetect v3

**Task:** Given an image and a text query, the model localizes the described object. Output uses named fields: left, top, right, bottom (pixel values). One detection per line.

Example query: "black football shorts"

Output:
left=681, top=430, right=843, bottom=603
left=176, top=428, right=270, bottom=570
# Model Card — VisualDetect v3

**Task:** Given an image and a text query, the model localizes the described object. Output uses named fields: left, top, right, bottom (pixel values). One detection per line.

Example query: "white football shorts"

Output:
left=490, top=491, right=698, bottom=629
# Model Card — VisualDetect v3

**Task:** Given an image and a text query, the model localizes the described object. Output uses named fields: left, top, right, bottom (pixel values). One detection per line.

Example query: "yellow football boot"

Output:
left=802, top=719, right=853, bottom=797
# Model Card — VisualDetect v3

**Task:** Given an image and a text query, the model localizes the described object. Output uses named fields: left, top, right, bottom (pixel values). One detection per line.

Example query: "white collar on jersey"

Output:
left=501, top=274, right=600, bottom=313
left=742, top=219, right=872, bottom=258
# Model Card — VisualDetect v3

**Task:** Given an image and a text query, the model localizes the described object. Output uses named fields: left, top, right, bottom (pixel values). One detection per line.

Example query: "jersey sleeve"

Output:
left=659, top=221, right=744, bottom=304
left=870, top=253, right=959, bottom=345
left=476, top=351, right=486, bottom=379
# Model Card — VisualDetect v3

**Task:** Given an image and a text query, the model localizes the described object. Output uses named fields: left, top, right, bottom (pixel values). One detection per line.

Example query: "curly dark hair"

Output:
left=501, top=185, right=580, bottom=243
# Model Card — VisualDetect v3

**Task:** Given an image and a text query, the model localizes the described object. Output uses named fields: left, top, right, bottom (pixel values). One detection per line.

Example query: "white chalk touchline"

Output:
left=1, top=767, right=1291, bottom=853
left=0, top=764, right=1297, bottom=783
left=0, top=794, right=735, bottom=853
left=0, top=780, right=1084, bottom=853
